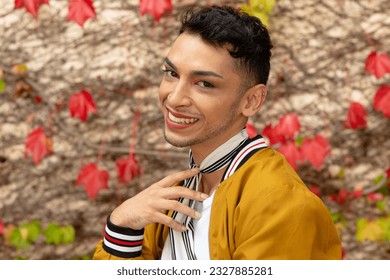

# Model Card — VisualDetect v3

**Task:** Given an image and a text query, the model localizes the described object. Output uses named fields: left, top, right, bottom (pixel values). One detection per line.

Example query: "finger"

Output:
left=162, top=186, right=209, bottom=201
left=163, top=200, right=202, bottom=220
left=156, top=168, right=200, bottom=188
left=155, top=213, right=187, bottom=232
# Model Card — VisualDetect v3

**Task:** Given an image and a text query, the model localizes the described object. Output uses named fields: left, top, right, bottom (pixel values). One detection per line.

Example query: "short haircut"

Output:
left=179, top=5, right=273, bottom=86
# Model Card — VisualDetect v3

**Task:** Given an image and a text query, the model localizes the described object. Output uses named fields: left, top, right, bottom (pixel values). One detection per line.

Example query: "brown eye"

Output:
left=198, top=81, right=214, bottom=88
left=161, top=69, right=179, bottom=79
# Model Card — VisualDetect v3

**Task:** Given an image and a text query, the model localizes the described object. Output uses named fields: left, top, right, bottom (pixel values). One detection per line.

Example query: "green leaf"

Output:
left=9, top=228, right=31, bottom=250
left=44, top=223, right=76, bottom=245
left=61, top=226, right=75, bottom=244
left=337, top=168, right=345, bottom=179
left=373, top=175, right=384, bottom=185
left=44, top=223, right=63, bottom=245
left=356, top=218, right=385, bottom=242
left=254, top=0, right=276, bottom=14
left=241, top=4, right=270, bottom=26
left=295, top=137, right=304, bottom=147
left=20, top=220, right=41, bottom=242
left=376, top=200, right=387, bottom=212
left=15, top=255, right=29, bottom=260
left=0, top=80, right=5, bottom=93
left=330, top=212, right=341, bottom=223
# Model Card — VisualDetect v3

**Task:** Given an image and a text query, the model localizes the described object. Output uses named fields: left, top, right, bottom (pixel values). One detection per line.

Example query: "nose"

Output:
left=166, top=80, right=192, bottom=108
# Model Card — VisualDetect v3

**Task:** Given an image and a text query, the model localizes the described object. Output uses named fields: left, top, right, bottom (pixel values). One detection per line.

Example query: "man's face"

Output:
left=159, top=33, right=248, bottom=156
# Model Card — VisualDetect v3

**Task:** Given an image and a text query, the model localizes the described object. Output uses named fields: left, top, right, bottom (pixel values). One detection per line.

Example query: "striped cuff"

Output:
left=102, top=215, right=144, bottom=258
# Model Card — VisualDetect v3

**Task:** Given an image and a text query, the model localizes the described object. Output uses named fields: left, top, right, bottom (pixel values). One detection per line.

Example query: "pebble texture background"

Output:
left=0, top=0, right=389, bottom=259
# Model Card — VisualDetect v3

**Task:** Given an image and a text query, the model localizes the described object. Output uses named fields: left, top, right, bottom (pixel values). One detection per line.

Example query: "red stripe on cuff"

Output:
left=104, top=232, right=143, bottom=247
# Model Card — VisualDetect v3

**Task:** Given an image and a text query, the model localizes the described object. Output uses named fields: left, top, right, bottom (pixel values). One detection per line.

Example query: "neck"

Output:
left=199, top=168, right=226, bottom=195
left=189, top=129, right=249, bottom=195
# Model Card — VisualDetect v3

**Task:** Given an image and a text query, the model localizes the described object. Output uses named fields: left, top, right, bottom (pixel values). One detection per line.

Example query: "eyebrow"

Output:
left=164, top=57, right=224, bottom=79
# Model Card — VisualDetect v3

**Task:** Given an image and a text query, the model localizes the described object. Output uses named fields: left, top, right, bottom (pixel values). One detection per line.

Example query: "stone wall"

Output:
left=0, top=0, right=389, bottom=259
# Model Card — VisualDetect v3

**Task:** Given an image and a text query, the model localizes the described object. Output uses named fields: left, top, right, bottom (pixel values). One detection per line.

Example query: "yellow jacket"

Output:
left=93, top=148, right=342, bottom=260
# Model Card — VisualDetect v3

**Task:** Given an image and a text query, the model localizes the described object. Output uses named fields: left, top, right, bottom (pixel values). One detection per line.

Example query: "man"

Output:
left=93, top=5, right=341, bottom=260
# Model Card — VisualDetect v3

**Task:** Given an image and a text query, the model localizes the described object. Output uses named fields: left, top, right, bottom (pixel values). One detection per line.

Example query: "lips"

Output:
left=168, top=112, right=199, bottom=124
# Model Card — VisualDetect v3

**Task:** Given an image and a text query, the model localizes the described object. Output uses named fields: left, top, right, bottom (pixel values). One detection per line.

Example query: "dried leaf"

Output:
left=12, top=64, right=28, bottom=76
left=67, top=0, right=96, bottom=27
left=75, top=163, right=109, bottom=199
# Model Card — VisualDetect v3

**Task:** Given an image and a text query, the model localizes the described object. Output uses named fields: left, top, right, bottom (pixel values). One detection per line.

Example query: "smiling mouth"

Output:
left=168, top=112, right=199, bottom=124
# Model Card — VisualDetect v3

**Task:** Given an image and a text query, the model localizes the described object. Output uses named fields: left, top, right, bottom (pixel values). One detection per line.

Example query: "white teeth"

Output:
left=168, top=112, right=199, bottom=124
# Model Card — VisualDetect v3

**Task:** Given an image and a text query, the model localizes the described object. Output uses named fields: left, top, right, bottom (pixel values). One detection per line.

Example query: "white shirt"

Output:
left=161, top=191, right=216, bottom=260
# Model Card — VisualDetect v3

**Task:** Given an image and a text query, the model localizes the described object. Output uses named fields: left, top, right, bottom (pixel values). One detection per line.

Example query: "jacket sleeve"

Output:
left=92, top=216, right=159, bottom=260
left=231, top=156, right=342, bottom=260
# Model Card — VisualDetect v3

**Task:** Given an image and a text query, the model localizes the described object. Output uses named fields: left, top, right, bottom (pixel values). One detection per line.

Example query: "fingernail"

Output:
left=195, top=211, right=201, bottom=219
left=191, top=168, right=200, bottom=172
left=181, top=225, right=187, bottom=232
left=200, top=193, right=209, bottom=199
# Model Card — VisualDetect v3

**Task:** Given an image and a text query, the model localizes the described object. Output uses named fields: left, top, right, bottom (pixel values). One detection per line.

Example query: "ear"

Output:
left=241, top=84, right=267, bottom=117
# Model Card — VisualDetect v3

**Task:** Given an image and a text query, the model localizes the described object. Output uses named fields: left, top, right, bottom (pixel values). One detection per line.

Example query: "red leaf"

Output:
left=367, top=192, right=383, bottom=202
left=139, top=0, right=173, bottom=22
left=330, top=189, right=348, bottom=205
left=75, top=163, right=109, bottom=199
left=34, top=96, right=43, bottom=103
left=67, top=0, right=96, bottom=27
left=261, top=124, right=284, bottom=145
left=116, top=154, right=142, bottom=184
left=309, top=185, right=321, bottom=197
left=275, top=113, right=300, bottom=140
left=246, top=122, right=257, bottom=139
left=350, top=189, right=363, bottom=199
left=24, top=127, right=52, bottom=164
left=0, top=220, right=4, bottom=235
left=300, top=135, right=330, bottom=170
left=14, top=0, right=49, bottom=18
left=386, top=167, right=390, bottom=188
left=344, top=102, right=367, bottom=129
left=373, top=85, right=390, bottom=118
left=365, top=51, right=390, bottom=79
left=278, top=140, right=303, bottom=170
left=68, top=90, right=96, bottom=121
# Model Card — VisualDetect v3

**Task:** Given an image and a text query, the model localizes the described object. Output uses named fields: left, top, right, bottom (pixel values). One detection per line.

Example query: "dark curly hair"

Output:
left=179, top=5, right=272, bottom=86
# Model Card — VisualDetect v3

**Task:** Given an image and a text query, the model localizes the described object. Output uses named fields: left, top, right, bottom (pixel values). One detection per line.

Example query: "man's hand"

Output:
left=110, top=168, right=208, bottom=232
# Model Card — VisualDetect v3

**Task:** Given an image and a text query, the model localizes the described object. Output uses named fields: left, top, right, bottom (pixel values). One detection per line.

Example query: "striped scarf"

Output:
left=164, top=129, right=267, bottom=259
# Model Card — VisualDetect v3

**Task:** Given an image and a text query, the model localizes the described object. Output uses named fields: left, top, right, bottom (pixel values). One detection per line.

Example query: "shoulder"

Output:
left=223, top=147, right=327, bottom=215
left=226, top=147, right=304, bottom=192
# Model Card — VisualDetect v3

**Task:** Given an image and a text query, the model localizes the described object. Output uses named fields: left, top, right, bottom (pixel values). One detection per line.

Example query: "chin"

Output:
left=164, top=131, right=197, bottom=148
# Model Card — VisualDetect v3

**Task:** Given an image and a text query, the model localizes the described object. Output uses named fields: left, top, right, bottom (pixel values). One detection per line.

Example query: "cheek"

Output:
left=158, top=81, right=170, bottom=102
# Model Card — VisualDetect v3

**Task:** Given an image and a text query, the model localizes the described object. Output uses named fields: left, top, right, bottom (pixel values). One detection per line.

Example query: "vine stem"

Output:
left=344, top=66, right=351, bottom=102
left=97, top=126, right=112, bottom=165
left=129, top=101, right=142, bottom=155
left=362, top=28, right=375, bottom=50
